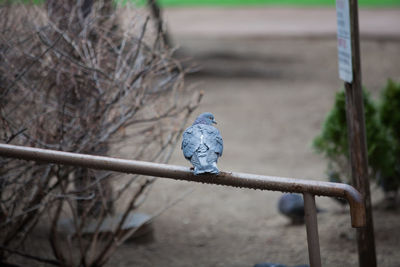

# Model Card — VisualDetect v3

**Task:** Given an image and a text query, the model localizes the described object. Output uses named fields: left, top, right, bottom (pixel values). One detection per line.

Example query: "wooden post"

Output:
left=344, top=0, right=377, bottom=266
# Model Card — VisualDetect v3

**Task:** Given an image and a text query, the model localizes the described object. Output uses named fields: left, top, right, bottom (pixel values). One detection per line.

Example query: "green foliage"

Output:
left=313, top=86, right=398, bottom=192
left=378, top=79, right=400, bottom=192
left=313, top=90, right=348, bottom=159
left=380, top=79, right=400, bottom=148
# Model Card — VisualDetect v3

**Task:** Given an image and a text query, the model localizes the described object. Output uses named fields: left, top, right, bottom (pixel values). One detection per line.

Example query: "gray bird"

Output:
left=253, top=262, right=288, bottom=267
left=278, top=193, right=324, bottom=224
left=278, top=193, right=305, bottom=225
left=253, top=263, right=287, bottom=267
left=181, top=112, right=223, bottom=175
left=253, top=263, right=309, bottom=267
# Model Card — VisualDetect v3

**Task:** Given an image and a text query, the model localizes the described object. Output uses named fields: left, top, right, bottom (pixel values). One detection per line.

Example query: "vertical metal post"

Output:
left=304, top=193, right=322, bottom=267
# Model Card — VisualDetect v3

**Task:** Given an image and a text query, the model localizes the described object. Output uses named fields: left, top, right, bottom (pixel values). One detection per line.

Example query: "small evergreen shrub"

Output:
left=313, top=81, right=400, bottom=205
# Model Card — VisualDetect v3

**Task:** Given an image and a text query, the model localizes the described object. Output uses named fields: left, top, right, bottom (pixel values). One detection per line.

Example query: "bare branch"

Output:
left=0, top=245, right=60, bottom=266
left=0, top=1, right=199, bottom=266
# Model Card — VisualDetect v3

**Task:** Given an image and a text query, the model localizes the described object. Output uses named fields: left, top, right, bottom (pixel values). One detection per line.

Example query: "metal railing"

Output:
left=0, top=143, right=366, bottom=267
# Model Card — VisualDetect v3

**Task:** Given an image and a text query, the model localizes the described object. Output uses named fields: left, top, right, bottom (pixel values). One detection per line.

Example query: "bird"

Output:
left=278, top=193, right=325, bottom=224
left=181, top=112, right=223, bottom=175
left=278, top=193, right=305, bottom=225
left=278, top=192, right=327, bottom=225
left=253, top=263, right=309, bottom=267
left=253, top=263, right=287, bottom=267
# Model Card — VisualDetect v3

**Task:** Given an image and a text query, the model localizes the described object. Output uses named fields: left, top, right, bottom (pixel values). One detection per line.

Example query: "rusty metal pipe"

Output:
left=304, top=193, right=322, bottom=267
left=0, top=143, right=366, bottom=227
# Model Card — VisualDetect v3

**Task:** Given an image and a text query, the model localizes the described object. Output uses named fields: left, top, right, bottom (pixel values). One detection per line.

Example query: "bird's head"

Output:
left=193, top=112, right=217, bottom=125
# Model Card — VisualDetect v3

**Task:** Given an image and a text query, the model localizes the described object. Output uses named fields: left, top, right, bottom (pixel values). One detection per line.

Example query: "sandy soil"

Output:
left=107, top=34, right=400, bottom=267
left=2, top=6, right=400, bottom=267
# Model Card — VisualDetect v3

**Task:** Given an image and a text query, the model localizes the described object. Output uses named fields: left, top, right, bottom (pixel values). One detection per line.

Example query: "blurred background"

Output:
left=1, top=0, right=400, bottom=266
left=128, top=1, right=400, bottom=267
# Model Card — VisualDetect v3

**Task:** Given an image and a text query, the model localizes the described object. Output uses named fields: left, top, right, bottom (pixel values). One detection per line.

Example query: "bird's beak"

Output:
left=212, top=120, right=217, bottom=124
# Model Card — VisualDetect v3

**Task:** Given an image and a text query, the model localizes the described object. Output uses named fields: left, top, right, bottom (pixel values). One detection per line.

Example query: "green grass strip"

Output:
left=4, top=0, right=400, bottom=7
left=154, top=0, right=400, bottom=7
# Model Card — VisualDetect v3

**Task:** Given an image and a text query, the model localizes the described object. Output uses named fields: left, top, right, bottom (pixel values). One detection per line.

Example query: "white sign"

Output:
left=336, top=0, right=353, bottom=83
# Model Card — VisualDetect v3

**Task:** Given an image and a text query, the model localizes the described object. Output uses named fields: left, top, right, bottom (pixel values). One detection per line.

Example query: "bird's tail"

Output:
left=191, top=144, right=219, bottom=175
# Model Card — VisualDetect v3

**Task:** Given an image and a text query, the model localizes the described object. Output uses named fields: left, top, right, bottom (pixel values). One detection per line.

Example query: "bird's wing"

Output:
left=204, top=125, right=223, bottom=157
left=181, top=126, right=201, bottom=159
left=215, top=130, right=223, bottom=156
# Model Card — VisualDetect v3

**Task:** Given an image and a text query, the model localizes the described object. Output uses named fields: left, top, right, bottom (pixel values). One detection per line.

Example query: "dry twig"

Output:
left=0, top=1, right=200, bottom=266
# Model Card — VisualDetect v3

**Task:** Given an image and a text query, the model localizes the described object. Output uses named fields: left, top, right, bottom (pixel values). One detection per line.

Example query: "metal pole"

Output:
left=0, top=143, right=366, bottom=227
left=304, top=193, right=322, bottom=267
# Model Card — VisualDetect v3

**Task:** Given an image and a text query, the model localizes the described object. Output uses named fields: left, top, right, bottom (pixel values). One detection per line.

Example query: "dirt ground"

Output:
left=2, top=6, right=400, bottom=267
left=106, top=18, right=400, bottom=267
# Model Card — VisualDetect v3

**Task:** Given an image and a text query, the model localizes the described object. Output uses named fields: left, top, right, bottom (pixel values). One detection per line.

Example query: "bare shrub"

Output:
left=0, top=1, right=200, bottom=266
